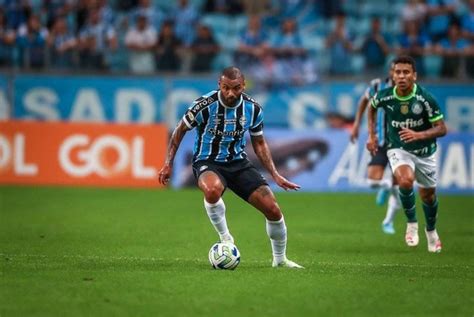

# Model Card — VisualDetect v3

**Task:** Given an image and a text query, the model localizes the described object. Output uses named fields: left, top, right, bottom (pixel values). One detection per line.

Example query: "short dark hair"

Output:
left=392, top=55, right=417, bottom=72
left=221, top=66, right=245, bottom=81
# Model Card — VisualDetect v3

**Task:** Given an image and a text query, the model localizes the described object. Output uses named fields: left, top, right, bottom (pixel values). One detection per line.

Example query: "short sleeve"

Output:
left=370, top=92, right=381, bottom=108
left=249, top=106, right=264, bottom=136
left=425, top=93, right=443, bottom=123
left=182, top=95, right=215, bottom=129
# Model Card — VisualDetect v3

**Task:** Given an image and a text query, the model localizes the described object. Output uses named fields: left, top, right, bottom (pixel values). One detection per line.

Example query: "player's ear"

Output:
left=413, top=72, right=417, bottom=82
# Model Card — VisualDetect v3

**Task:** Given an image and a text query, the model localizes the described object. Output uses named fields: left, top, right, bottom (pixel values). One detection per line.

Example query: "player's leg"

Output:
left=415, top=154, right=442, bottom=252
left=247, top=186, right=303, bottom=269
left=388, top=149, right=419, bottom=246
left=193, top=163, right=234, bottom=243
left=367, top=149, right=392, bottom=206
left=381, top=175, right=400, bottom=234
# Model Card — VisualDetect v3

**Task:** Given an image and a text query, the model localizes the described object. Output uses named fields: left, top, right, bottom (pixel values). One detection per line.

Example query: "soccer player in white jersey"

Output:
left=158, top=66, right=303, bottom=268
left=367, top=56, right=447, bottom=252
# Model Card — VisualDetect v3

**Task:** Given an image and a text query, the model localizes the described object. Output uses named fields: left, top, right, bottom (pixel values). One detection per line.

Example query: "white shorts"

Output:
left=387, top=148, right=437, bottom=188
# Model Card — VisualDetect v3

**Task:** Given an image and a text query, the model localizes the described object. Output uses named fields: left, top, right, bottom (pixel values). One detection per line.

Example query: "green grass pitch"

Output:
left=1, top=186, right=473, bottom=316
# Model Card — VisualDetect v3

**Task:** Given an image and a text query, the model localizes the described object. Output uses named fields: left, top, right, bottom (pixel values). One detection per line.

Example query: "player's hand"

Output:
left=366, top=135, right=378, bottom=156
left=399, top=128, right=421, bottom=143
left=273, top=173, right=301, bottom=191
left=350, top=125, right=359, bottom=143
left=158, top=164, right=172, bottom=185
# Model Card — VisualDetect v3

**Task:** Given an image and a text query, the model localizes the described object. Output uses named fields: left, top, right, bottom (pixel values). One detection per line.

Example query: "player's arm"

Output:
left=250, top=135, right=300, bottom=191
left=399, top=119, right=447, bottom=143
left=158, top=120, right=190, bottom=185
left=350, top=94, right=369, bottom=142
left=366, top=98, right=379, bottom=155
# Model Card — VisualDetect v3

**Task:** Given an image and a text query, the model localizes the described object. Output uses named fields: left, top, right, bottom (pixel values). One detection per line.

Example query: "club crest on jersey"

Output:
left=411, top=102, right=423, bottom=115
left=400, top=104, right=409, bottom=115
left=239, top=115, right=246, bottom=126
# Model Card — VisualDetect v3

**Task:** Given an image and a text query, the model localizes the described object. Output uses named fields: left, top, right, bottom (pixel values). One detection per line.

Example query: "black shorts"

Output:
left=192, top=159, right=268, bottom=201
left=368, top=146, right=389, bottom=167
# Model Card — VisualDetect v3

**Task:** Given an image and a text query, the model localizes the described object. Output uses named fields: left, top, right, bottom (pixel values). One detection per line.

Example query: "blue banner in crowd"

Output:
left=13, top=75, right=165, bottom=123
left=9, top=75, right=474, bottom=132
left=171, top=130, right=474, bottom=194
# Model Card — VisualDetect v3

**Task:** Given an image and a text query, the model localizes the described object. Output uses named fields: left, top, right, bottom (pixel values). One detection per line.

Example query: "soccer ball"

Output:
left=208, top=242, right=240, bottom=270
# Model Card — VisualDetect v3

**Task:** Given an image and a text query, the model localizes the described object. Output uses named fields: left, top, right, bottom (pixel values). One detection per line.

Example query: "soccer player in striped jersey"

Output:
left=367, top=55, right=447, bottom=252
left=158, top=66, right=303, bottom=268
left=350, top=64, right=401, bottom=235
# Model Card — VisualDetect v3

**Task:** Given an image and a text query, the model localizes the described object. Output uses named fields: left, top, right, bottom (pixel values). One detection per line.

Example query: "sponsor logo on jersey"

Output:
left=191, top=96, right=215, bottom=113
left=411, top=102, right=423, bottom=115
left=239, top=115, right=246, bottom=126
left=187, top=112, right=195, bottom=122
left=386, top=105, right=394, bottom=111
left=400, top=104, right=409, bottom=115
left=208, top=128, right=245, bottom=137
left=391, top=118, right=424, bottom=128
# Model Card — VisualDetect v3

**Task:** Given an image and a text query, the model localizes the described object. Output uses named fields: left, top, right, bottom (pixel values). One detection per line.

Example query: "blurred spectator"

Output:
left=319, top=0, right=343, bottom=19
left=461, top=0, right=474, bottom=41
left=132, top=0, right=164, bottom=31
left=326, top=12, right=354, bottom=75
left=396, top=21, right=431, bottom=75
left=16, top=14, right=48, bottom=68
left=156, top=20, right=182, bottom=72
left=241, top=0, right=272, bottom=15
left=173, top=0, right=199, bottom=47
left=270, top=18, right=317, bottom=85
left=435, top=22, right=471, bottom=77
left=203, top=0, right=245, bottom=15
left=234, top=15, right=269, bottom=71
left=0, top=9, right=16, bottom=67
left=425, top=0, right=459, bottom=42
left=42, top=0, right=74, bottom=29
left=190, top=24, right=220, bottom=72
left=360, top=17, right=391, bottom=74
left=47, top=16, right=77, bottom=69
left=98, top=0, right=115, bottom=27
left=125, top=14, right=156, bottom=74
left=401, top=0, right=427, bottom=25
left=1, top=0, right=31, bottom=30
left=78, top=9, right=117, bottom=70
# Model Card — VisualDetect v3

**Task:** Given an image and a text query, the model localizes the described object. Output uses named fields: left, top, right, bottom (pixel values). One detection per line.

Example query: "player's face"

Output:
left=393, top=63, right=417, bottom=91
left=219, top=76, right=245, bottom=106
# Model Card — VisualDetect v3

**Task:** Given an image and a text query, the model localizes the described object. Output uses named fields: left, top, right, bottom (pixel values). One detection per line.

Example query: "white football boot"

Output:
left=425, top=229, right=442, bottom=253
left=405, top=222, right=419, bottom=247
left=220, top=233, right=234, bottom=244
left=272, top=258, right=304, bottom=269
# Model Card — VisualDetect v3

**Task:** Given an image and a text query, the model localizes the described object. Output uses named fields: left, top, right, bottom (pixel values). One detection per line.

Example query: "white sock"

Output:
left=367, top=178, right=392, bottom=189
left=383, top=190, right=400, bottom=225
left=266, top=216, right=287, bottom=264
left=204, top=198, right=230, bottom=240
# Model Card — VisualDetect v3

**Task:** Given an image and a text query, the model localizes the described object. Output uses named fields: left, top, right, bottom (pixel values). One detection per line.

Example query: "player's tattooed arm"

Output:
left=251, top=135, right=278, bottom=177
left=366, top=102, right=378, bottom=155
left=399, top=119, right=447, bottom=143
left=158, top=120, right=189, bottom=185
left=165, top=120, right=189, bottom=166
left=251, top=135, right=300, bottom=191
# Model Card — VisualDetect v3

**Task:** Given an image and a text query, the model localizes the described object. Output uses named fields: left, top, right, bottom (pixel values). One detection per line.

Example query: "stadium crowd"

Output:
left=0, top=0, right=473, bottom=86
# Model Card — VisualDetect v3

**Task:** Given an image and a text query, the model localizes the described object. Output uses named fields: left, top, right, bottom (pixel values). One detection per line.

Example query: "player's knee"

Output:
left=421, top=191, right=436, bottom=205
left=265, top=203, right=282, bottom=221
left=203, top=186, right=224, bottom=203
left=397, top=176, right=414, bottom=189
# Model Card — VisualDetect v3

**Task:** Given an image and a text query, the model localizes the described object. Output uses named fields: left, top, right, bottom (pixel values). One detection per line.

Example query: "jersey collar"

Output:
left=218, top=91, right=243, bottom=108
left=393, top=84, right=417, bottom=101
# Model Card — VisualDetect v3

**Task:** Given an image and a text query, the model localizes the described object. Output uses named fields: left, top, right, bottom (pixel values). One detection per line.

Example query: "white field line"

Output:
left=1, top=253, right=471, bottom=269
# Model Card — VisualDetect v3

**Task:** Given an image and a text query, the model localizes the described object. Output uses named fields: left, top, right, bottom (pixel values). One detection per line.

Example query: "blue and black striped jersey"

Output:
left=182, top=90, right=264, bottom=163
left=364, top=77, right=393, bottom=147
